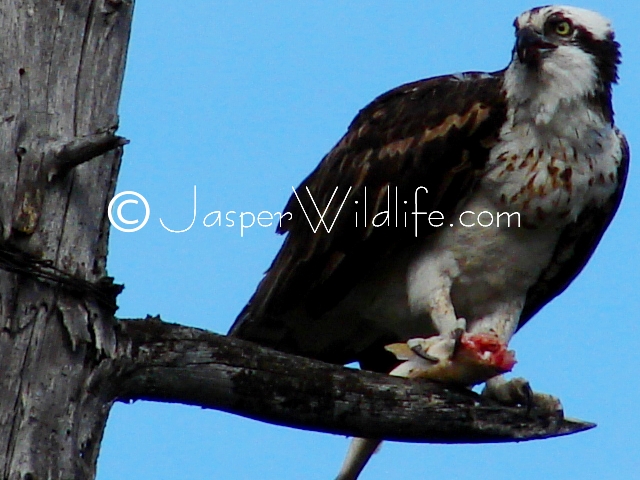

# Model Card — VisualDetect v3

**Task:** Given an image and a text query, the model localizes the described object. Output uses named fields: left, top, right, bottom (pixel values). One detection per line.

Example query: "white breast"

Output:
left=482, top=101, right=621, bottom=226
left=433, top=192, right=560, bottom=320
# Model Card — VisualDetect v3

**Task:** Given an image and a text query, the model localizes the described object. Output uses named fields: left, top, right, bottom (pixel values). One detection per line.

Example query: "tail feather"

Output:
left=334, top=438, right=382, bottom=480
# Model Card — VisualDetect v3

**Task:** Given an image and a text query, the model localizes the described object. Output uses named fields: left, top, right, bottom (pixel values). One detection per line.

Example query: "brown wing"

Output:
left=519, top=129, right=630, bottom=327
left=229, top=71, right=507, bottom=357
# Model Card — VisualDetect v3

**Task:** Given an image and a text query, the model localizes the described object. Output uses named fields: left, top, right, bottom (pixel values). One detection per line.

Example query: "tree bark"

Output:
left=116, top=317, right=593, bottom=443
left=0, top=1, right=133, bottom=479
left=0, top=2, right=594, bottom=480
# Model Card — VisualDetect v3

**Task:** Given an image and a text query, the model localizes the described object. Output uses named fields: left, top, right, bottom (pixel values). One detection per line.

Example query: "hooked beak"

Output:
left=516, top=27, right=557, bottom=66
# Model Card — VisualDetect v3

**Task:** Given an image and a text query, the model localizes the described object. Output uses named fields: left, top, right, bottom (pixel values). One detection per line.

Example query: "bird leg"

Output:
left=467, top=307, right=564, bottom=416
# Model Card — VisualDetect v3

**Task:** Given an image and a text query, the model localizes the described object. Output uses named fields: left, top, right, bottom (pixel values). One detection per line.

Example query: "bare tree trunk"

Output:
left=0, top=2, right=593, bottom=480
left=0, top=1, right=133, bottom=478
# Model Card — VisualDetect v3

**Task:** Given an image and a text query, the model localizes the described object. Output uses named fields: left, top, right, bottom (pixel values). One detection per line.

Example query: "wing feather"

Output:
left=229, top=71, right=507, bottom=349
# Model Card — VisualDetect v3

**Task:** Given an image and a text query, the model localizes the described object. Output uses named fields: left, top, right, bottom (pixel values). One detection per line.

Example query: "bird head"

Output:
left=506, top=6, right=620, bottom=124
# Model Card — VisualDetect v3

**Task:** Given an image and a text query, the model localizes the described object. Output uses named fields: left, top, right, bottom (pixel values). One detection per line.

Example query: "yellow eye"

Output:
left=555, top=21, right=572, bottom=36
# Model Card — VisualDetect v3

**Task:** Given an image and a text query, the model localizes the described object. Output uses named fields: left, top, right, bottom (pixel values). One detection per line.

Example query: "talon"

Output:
left=530, top=392, right=564, bottom=419
left=451, top=327, right=464, bottom=358
left=454, top=317, right=467, bottom=331
left=410, top=344, right=439, bottom=363
left=521, top=381, right=534, bottom=413
left=507, top=377, right=534, bottom=409
left=482, top=375, right=564, bottom=418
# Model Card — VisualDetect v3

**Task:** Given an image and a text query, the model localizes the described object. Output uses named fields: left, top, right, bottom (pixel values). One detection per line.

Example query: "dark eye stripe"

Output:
left=574, top=26, right=620, bottom=87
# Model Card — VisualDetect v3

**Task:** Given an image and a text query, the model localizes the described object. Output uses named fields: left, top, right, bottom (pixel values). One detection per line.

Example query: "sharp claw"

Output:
left=483, top=377, right=564, bottom=419
left=530, top=393, right=564, bottom=419
left=522, top=382, right=534, bottom=413
left=507, top=377, right=533, bottom=409
left=451, top=327, right=464, bottom=358
left=410, top=344, right=439, bottom=363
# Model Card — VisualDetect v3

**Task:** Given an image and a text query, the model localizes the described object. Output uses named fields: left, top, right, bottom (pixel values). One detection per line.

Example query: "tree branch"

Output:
left=48, top=132, right=129, bottom=179
left=115, top=317, right=594, bottom=443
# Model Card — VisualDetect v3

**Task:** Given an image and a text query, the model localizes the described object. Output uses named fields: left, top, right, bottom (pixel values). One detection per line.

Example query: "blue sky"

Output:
left=98, top=2, right=640, bottom=479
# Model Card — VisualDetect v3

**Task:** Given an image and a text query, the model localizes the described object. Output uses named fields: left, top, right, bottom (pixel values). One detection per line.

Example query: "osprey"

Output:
left=229, top=5, right=627, bottom=478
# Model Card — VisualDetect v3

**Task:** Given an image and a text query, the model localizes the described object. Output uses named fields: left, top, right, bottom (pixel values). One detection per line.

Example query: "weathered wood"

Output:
left=0, top=1, right=134, bottom=479
left=117, top=317, right=594, bottom=443
left=48, top=132, right=130, bottom=180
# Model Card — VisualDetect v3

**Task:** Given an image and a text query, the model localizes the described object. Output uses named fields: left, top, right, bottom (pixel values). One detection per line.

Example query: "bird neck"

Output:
left=502, top=55, right=612, bottom=127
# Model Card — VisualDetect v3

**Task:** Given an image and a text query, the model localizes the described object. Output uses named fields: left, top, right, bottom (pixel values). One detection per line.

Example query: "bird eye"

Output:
left=554, top=20, right=572, bottom=36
